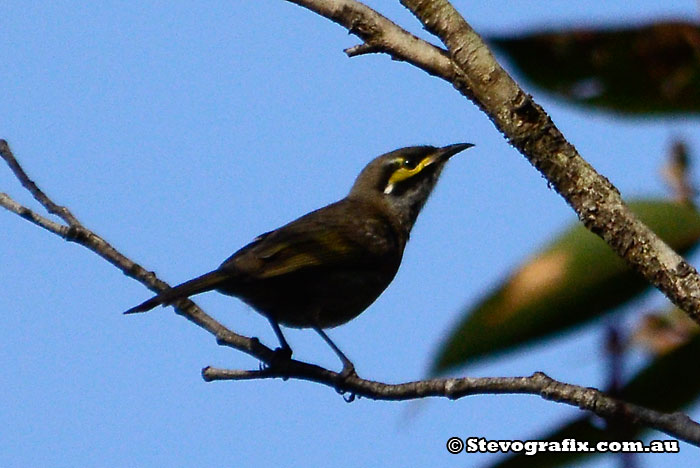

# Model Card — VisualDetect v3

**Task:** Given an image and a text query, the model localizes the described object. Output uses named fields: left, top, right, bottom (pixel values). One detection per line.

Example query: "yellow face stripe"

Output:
left=385, top=155, right=436, bottom=193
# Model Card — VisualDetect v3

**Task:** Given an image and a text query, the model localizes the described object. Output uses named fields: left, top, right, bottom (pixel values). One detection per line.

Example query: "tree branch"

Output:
left=285, top=0, right=700, bottom=325
left=203, top=365, right=700, bottom=446
left=0, top=191, right=68, bottom=236
left=286, top=0, right=452, bottom=75
left=3, top=139, right=698, bottom=443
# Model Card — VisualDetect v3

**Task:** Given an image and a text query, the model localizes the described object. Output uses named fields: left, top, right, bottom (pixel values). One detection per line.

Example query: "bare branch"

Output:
left=286, top=0, right=451, bottom=76
left=0, top=140, right=276, bottom=362
left=0, top=139, right=80, bottom=226
left=285, top=0, right=700, bottom=325
left=344, top=43, right=381, bottom=57
left=0, top=192, right=68, bottom=236
left=402, top=0, right=700, bottom=319
left=1, top=141, right=168, bottom=292
left=203, top=365, right=700, bottom=446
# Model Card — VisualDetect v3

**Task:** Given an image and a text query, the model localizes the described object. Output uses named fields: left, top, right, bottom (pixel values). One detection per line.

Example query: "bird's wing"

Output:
left=220, top=201, right=400, bottom=279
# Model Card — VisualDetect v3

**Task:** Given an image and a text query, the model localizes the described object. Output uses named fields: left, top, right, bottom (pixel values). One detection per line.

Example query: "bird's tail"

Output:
left=124, top=270, right=229, bottom=314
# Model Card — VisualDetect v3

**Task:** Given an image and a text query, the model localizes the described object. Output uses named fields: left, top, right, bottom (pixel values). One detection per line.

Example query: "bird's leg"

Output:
left=314, top=327, right=357, bottom=379
left=267, top=318, right=293, bottom=366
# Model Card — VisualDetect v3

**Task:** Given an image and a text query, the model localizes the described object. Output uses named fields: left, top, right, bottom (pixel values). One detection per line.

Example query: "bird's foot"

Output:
left=334, top=362, right=359, bottom=402
left=260, top=346, right=293, bottom=380
left=339, top=362, right=357, bottom=380
left=270, top=346, right=292, bottom=367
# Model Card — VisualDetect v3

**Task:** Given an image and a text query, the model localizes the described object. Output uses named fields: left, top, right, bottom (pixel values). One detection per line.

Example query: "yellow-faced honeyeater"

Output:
left=126, top=143, right=473, bottom=376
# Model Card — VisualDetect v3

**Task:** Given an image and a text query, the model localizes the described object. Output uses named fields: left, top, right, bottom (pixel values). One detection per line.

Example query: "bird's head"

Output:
left=348, top=143, right=473, bottom=230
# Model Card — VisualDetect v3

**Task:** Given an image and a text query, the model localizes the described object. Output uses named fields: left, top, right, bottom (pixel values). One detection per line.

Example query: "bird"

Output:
left=125, top=143, right=473, bottom=377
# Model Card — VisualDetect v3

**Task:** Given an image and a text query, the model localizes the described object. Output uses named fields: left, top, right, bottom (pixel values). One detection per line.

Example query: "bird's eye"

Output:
left=402, top=159, right=417, bottom=169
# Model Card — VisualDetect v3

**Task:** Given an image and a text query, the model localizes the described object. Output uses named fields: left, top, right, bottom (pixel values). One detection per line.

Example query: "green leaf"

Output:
left=490, top=21, right=700, bottom=114
left=484, top=334, right=700, bottom=468
left=432, top=200, right=700, bottom=374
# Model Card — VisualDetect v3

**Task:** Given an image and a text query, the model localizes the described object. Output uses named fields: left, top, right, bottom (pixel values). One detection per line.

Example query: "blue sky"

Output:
left=2, top=2, right=699, bottom=467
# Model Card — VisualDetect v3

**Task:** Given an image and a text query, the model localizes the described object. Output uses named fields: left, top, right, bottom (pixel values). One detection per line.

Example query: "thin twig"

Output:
left=0, top=140, right=80, bottom=226
left=344, top=43, right=381, bottom=57
left=0, top=192, right=68, bottom=236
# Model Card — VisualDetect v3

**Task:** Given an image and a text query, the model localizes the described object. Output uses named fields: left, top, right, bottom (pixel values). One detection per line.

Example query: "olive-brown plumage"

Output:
left=126, top=143, right=473, bottom=375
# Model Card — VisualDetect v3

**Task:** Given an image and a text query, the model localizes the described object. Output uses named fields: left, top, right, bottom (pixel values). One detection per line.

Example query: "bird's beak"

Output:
left=422, top=143, right=474, bottom=169
left=436, top=143, right=474, bottom=161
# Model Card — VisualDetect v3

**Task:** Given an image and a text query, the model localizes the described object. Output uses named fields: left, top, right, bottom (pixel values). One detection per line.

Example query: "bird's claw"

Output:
left=339, top=363, right=357, bottom=380
left=271, top=346, right=293, bottom=363
left=260, top=346, right=293, bottom=379
left=334, top=363, right=359, bottom=402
